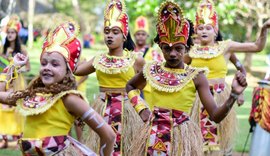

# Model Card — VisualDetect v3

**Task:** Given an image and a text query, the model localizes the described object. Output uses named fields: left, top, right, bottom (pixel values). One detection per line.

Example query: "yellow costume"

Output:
left=128, top=1, right=207, bottom=155
left=0, top=62, right=26, bottom=144
left=131, top=62, right=207, bottom=156
left=16, top=90, right=94, bottom=155
left=190, top=1, right=237, bottom=154
left=85, top=49, right=144, bottom=155
left=11, top=20, right=96, bottom=155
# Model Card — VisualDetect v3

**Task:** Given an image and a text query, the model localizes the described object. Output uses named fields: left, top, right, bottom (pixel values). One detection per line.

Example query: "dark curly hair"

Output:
left=7, top=70, right=76, bottom=104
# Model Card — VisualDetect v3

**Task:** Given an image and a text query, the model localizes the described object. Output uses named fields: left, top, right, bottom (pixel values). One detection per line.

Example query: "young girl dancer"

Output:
left=0, top=20, right=115, bottom=156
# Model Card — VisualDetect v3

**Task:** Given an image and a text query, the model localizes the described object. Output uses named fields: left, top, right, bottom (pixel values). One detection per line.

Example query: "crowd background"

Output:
left=0, top=0, right=269, bottom=155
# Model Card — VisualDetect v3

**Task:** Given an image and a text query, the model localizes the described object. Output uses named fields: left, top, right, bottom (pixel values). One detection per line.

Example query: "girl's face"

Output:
left=196, top=24, right=216, bottom=45
left=134, top=30, right=148, bottom=46
left=104, top=26, right=125, bottom=50
left=160, top=43, right=186, bottom=68
left=7, top=28, right=17, bottom=42
left=40, top=52, right=67, bottom=87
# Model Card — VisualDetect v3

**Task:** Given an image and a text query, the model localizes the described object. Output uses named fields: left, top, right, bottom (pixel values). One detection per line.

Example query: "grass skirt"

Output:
left=192, top=82, right=237, bottom=155
left=130, top=119, right=203, bottom=156
left=83, top=92, right=145, bottom=155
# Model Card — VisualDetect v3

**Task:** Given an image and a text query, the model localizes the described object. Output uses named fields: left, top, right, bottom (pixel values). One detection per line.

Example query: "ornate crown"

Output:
left=134, top=16, right=149, bottom=34
left=42, top=20, right=81, bottom=72
left=6, top=15, right=21, bottom=32
left=156, top=1, right=190, bottom=47
left=104, top=0, right=129, bottom=37
left=195, top=0, right=218, bottom=33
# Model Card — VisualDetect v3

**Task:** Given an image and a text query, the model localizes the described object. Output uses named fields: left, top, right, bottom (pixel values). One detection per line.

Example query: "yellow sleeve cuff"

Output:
left=127, top=89, right=148, bottom=114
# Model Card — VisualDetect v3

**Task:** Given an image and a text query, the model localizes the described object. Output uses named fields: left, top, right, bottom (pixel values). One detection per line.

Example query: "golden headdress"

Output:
left=156, top=1, right=190, bottom=47
left=6, top=15, right=21, bottom=32
left=42, top=20, right=81, bottom=73
left=195, top=0, right=218, bottom=33
left=134, top=16, right=149, bottom=34
left=104, top=0, right=129, bottom=37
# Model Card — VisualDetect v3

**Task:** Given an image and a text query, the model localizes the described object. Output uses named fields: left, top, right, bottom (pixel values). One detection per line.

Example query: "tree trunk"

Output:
left=72, top=0, right=86, bottom=35
left=27, top=0, right=35, bottom=49
left=243, top=24, right=253, bottom=73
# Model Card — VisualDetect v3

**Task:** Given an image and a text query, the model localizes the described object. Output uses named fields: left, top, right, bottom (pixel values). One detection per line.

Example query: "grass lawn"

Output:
left=0, top=47, right=267, bottom=155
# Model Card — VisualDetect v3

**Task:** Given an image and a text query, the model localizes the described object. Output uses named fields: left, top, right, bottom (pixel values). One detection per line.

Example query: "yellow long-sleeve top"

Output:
left=93, top=50, right=136, bottom=88
left=189, top=40, right=230, bottom=79
left=143, top=62, right=207, bottom=114
left=16, top=90, right=84, bottom=139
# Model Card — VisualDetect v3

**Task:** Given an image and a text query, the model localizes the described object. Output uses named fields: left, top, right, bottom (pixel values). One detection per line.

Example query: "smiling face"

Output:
left=40, top=52, right=68, bottom=87
left=160, top=43, right=186, bottom=68
left=104, top=26, right=125, bottom=50
left=6, top=28, right=17, bottom=42
left=196, top=24, right=216, bottom=45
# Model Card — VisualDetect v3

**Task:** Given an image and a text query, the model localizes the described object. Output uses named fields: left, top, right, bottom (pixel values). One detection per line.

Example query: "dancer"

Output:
left=126, top=1, right=247, bottom=155
left=0, top=20, right=115, bottom=155
left=0, top=15, right=30, bottom=149
left=74, top=0, right=145, bottom=155
left=183, top=0, right=270, bottom=155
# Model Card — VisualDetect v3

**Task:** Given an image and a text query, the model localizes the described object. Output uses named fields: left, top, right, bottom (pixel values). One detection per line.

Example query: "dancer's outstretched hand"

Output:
left=140, top=108, right=151, bottom=122
left=13, top=53, right=28, bottom=67
left=231, top=71, right=248, bottom=95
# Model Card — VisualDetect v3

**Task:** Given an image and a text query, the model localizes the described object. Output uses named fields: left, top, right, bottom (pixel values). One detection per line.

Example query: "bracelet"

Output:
left=235, top=61, right=242, bottom=68
left=134, top=104, right=147, bottom=113
left=128, top=89, right=148, bottom=114
left=230, top=92, right=239, bottom=100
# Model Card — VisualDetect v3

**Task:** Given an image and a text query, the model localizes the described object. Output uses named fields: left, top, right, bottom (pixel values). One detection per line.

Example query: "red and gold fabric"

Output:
left=250, top=86, right=270, bottom=133
left=156, top=1, right=190, bottom=47
left=134, top=16, right=149, bottom=34
left=6, top=15, right=21, bottom=32
left=146, top=107, right=190, bottom=156
left=103, top=92, right=124, bottom=155
left=19, top=135, right=96, bottom=156
left=104, top=0, right=129, bottom=37
left=195, top=0, right=218, bottom=33
left=42, top=20, right=81, bottom=73
left=129, top=61, right=206, bottom=155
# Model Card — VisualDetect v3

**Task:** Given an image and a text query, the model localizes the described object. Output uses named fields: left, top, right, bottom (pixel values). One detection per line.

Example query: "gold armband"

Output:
left=127, top=89, right=148, bottom=114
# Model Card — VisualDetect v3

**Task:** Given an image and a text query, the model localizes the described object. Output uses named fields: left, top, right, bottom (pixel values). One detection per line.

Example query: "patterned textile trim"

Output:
left=146, top=107, right=190, bottom=155
left=251, top=87, right=270, bottom=133
left=19, top=136, right=69, bottom=156
left=16, top=90, right=88, bottom=116
left=0, top=134, right=21, bottom=141
left=201, top=83, right=230, bottom=152
left=93, top=49, right=136, bottom=74
left=200, top=106, right=220, bottom=152
left=189, top=40, right=230, bottom=59
left=143, top=61, right=208, bottom=93
left=103, top=92, right=125, bottom=155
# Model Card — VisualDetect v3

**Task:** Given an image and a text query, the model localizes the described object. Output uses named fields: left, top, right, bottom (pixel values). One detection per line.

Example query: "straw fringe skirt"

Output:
left=83, top=92, right=144, bottom=155
left=192, top=83, right=237, bottom=155
left=130, top=120, right=203, bottom=156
